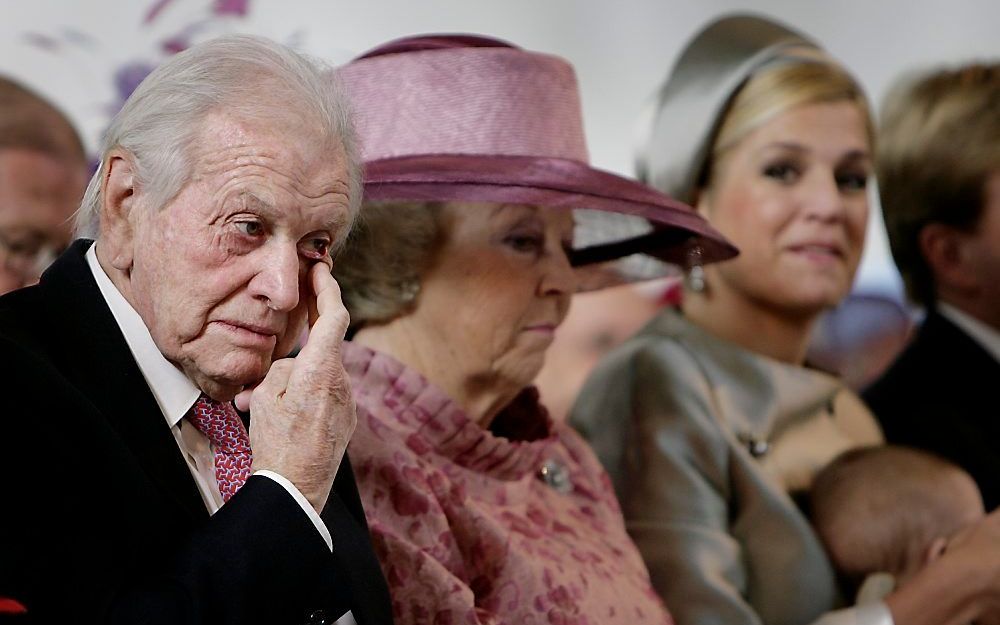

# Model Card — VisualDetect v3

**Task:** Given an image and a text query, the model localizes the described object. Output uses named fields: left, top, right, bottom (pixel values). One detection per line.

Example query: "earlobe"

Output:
left=100, top=150, right=139, bottom=271
left=925, top=536, right=949, bottom=564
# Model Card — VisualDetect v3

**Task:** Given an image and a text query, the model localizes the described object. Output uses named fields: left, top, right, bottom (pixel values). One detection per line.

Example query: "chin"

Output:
left=779, top=273, right=852, bottom=310
left=505, top=351, right=548, bottom=391
left=778, top=291, right=847, bottom=319
left=206, top=349, right=273, bottom=387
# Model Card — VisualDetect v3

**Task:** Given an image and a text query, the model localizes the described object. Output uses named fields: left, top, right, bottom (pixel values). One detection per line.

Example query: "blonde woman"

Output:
left=573, top=14, right=1000, bottom=625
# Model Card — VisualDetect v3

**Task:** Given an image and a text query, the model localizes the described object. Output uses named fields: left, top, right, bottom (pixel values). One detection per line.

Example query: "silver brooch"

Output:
left=538, top=459, right=572, bottom=494
left=738, top=433, right=770, bottom=458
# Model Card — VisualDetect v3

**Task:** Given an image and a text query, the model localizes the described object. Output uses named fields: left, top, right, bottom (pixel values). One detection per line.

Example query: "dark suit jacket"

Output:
left=864, top=310, right=1000, bottom=511
left=0, top=240, right=393, bottom=625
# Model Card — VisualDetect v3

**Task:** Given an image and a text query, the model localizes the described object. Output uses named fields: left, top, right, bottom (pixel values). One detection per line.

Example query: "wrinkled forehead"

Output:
left=189, top=110, right=349, bottom=201
left=194, top=108, right=344, bottom=167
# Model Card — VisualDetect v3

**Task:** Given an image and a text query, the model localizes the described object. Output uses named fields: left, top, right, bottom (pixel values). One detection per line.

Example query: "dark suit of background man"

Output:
left=864, top=63, right=1000, bottom=511
left=0, top=34, right=392, bottom=625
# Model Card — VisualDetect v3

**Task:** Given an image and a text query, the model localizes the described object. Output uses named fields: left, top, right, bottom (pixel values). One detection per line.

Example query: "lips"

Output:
left=523, top=323, right=558, bottom=334
left=786, top=241, right=845, bottom=258
left=222, top=320, right=281, bottom=336
left=212, top=319, right=282, bottom=347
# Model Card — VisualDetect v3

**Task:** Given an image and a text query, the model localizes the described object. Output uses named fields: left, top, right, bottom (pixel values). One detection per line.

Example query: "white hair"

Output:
left=75, top=34, right=361, bottom=241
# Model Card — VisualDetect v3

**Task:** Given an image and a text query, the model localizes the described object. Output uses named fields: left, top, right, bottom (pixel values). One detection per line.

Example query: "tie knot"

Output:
left=186, top=394, right=251, bottom=455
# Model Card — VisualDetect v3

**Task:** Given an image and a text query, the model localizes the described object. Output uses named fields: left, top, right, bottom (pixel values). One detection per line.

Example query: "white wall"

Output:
left=3, top=0, right=998, bottom=293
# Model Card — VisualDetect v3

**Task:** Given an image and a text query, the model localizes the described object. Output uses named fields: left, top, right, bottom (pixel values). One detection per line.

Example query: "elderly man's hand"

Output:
left=241, top=263, right=356, bottom=513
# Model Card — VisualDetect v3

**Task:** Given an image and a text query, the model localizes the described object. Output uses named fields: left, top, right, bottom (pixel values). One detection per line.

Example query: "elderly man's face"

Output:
left=110, top=111, right=352, bottom=399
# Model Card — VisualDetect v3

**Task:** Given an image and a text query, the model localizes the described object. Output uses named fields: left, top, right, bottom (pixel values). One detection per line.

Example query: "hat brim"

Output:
left=362, top=154, right=737, bottom=266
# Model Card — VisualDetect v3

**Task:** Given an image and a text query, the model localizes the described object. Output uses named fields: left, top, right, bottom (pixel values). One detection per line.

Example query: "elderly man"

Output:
left=0, top=76, right=88, bottom=294
left=0, top=36, right=392, bottom=625
left=864, top=63, right=1000, bottom=511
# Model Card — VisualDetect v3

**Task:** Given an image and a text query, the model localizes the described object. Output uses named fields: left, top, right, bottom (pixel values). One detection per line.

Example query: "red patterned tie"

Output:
left=186, top=394, right=253, bottom=502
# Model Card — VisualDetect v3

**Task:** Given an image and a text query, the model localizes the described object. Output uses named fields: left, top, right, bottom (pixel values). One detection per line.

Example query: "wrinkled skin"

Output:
left=355, top=202, right=576, bottom=425
left=97, top=109, right=356, bottom=510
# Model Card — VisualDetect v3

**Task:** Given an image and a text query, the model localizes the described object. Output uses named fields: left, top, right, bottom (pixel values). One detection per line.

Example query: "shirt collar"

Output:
left=86, top=244, right=201, bottom=428
left=938, top=302, right=1000, bottom=364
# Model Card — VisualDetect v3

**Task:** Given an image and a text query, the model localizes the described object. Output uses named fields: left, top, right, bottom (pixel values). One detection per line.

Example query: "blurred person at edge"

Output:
left=0, top=76, right=88, bottom=294
left=863, top=64, right=1000, bottom=512
left=572, top=14, right=1000, bottom=625
left=331, top=34, right=735, bottom=625
left=0, top=36, right=393, bottom=624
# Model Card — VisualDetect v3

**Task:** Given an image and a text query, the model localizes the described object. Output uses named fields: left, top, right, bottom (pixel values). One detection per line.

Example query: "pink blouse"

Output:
left=344, top=342, right=673, bottom=625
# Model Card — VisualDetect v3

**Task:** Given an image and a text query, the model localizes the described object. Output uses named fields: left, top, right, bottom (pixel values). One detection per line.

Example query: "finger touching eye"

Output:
left=300, top=236, right=331, bottom=260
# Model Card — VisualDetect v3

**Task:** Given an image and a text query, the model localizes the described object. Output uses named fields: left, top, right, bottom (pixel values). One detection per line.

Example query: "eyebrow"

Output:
left=489, top=203, right=542, bottom=219
left=839, top=150, right=872, bottom=164
left=758, top=142, right=872, bottom=162
left=239, top=192, right=275, bottom=214
left=492, top=205, right=574, bottom=240
left=237, top=191, right=350, bottom=233
left=494, top=210, right=545, bottom=233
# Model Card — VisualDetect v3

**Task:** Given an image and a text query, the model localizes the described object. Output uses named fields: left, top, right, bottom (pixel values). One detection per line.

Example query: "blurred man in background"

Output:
left=865, top=63, right=1000, bottom=510
left=0, top=76, right=88, bottom=294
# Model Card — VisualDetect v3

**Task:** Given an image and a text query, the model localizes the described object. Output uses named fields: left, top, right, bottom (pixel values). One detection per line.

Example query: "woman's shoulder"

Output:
left=553, top=419, right=614, bottom=475
left=573, top=309, right=724, bottom=426
left=586, top=309, right=716, bottom=388
left=570, top=310, right=736, bottom=492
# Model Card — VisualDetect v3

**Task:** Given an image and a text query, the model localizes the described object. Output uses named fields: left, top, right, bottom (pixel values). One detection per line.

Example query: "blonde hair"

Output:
left=702, top=59, right=874, bottom=190
left=878, top=63, right=1000, bottom=306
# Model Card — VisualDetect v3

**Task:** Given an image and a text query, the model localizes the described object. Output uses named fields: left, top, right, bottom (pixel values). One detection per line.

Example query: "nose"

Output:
left=248, top=241, right=300, bottom=312
left=802, top=169, right=847, bottom=222
left=539, top=244, right=577, bottom=299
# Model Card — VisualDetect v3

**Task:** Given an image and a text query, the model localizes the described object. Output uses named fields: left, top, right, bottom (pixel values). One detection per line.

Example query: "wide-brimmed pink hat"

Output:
left=335, top=34, right=736, bottom=283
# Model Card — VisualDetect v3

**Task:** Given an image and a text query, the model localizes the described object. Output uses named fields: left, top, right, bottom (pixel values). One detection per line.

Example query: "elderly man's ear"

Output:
left=100, top=150, right=139, bottom=272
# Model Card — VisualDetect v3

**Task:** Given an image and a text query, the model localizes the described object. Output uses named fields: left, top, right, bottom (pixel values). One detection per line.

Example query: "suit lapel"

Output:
left=921, top=312, right=1000, bottom=434
left=37, top=240, right=207, bottom=522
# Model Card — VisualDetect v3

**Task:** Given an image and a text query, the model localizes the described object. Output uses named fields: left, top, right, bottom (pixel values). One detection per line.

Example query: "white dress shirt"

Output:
left=939, top=302, right=1000, bottom=363
left=85, top=245, right=333, bottom=550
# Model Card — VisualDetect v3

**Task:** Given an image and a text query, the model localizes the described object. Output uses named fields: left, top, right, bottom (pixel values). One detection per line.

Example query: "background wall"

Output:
left=2, top=0, right=998, bottom=294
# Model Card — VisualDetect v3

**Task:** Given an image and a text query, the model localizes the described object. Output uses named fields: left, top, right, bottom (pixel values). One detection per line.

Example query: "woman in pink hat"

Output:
left=330, top=35, right=734, bottom=625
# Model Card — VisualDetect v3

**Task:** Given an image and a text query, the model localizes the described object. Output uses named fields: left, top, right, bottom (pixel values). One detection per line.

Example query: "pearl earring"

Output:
left=685, top=244, right=706, bottom=293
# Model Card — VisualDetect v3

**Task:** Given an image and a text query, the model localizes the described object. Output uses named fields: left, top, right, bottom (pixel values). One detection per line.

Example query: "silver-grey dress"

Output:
left=571, top=309, right=888, bottom=625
